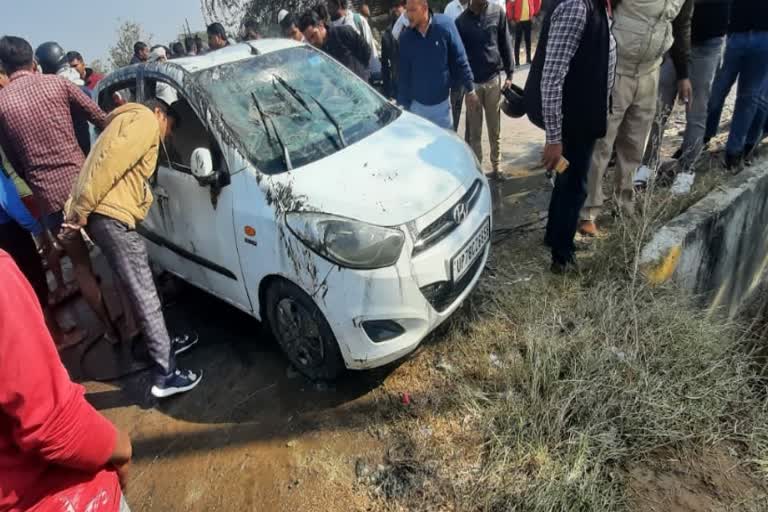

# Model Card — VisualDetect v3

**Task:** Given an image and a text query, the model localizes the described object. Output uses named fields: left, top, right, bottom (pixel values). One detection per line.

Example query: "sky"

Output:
left=3, top=0, right=208, bottom=66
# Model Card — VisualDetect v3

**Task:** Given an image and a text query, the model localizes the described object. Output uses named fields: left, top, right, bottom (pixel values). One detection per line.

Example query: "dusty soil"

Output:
left=68, top=270, right=768, bottom=512
left=629, top=449, right=767, bottom=512
left=64, top=279, right=391, bottom=512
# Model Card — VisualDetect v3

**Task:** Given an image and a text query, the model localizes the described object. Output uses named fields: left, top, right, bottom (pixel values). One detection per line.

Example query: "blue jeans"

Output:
left=747, top=79, right=768, bottom=146
left=643, top=37, right=725, bottom=172
left=410, top=98, right=453, bottom=130
left=705, top=31, right=768, bottom=155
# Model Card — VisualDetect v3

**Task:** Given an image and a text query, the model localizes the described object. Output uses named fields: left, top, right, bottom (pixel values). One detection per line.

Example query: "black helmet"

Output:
left=501, top=83, right=527, bottom=119
left=35, top=41, right=66, bottom=74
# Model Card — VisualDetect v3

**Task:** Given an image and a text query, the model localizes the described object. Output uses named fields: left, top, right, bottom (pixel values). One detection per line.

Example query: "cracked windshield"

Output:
left=197, top=46, right=399, bottom=174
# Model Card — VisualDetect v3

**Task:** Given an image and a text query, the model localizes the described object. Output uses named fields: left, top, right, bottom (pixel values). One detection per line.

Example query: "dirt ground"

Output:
left=63, top=279, right=391, bottom=511
left=628, top=449, right=767, bottom=512
left=50, top=67, right=762, bottom=512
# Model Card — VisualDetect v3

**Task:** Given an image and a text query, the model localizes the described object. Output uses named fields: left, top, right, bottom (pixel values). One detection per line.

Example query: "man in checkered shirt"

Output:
left=523, top=0, right=616, bottom=273
left=0, top=36, right=116, bottom=339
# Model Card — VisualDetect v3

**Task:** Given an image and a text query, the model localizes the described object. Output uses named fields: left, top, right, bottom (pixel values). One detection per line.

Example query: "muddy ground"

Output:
left=52, top=68, right=764, bottom=511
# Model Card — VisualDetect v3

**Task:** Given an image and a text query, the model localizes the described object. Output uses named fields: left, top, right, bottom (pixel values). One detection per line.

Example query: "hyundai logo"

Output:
left=452, top=202, right=468, bottom=225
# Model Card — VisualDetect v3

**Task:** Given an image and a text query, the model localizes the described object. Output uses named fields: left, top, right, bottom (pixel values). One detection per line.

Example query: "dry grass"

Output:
left=363, top=151, right=768, bottom=510
left=452, top=243, right=768, bottom=510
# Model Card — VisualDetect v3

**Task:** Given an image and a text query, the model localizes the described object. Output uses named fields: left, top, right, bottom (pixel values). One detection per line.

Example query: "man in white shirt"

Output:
left=328, top=0, right=381, bottom=78
left=444, top=0, right=469, bottom=20
left=392, top=11, right=409, bottom=39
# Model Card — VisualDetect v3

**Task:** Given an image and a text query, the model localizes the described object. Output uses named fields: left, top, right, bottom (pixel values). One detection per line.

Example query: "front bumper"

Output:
left=315, top=180, right=493, bottom=370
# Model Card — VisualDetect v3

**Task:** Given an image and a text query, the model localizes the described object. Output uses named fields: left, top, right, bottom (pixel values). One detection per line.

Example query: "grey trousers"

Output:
left=87, top=214, right=173, bottom=376
left=642, top=36, right=725, bottom=173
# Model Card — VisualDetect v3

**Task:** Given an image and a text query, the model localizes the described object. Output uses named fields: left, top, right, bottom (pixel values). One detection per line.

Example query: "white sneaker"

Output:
left=671, top=172, right=694, bottom=196
left=634, top=165, right=652, bottom=188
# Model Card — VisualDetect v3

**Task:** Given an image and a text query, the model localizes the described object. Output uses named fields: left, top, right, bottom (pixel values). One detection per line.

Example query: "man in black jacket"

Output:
left=524, top=0, right=615, bottom=273
left=456, top=0, right=514, bottom=179
left=299, top=11, right=372, bottom=81
left=381, top=1, right=406, bottom=99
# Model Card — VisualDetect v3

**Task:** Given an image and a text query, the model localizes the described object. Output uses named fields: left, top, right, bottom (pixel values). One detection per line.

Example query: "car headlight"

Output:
left=286, top=212, right=405, bottom=270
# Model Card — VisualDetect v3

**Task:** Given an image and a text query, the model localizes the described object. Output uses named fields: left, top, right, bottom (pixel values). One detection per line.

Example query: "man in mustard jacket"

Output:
left=64, top=100, right=203, bottom=399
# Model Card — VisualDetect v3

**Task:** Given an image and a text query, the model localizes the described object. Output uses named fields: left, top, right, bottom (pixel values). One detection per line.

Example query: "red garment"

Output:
left=0, top=71, right=107, bottom=215
left=85, top=70, right=105, bottom=92
left=20, top=195, right=41, bottom=220
left=0, top=251, right=121, bottom=512
left=507, top=0, right=542, bottom=21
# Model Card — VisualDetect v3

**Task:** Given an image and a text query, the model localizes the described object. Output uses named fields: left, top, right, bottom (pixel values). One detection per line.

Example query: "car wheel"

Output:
left=265, top=279, right=345, bottom=381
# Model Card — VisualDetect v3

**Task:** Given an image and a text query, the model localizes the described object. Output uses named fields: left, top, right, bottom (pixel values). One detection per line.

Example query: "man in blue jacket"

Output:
left=398, top=0, right=479, bottom=129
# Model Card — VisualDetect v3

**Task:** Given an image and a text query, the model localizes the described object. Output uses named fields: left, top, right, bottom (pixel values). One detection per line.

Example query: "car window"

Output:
left=146, top=78, right=226, bottom=175
left=196, top=46, right=400, bottom=175
left=98, top=79, right=137, bottom=113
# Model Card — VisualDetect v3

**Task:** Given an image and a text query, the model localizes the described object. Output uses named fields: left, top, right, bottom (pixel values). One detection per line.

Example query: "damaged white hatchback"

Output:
left=95, top=40, right=492, bottom=379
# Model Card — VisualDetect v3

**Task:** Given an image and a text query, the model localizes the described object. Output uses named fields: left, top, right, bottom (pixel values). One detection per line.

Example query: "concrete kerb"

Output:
left=640, top=157, right=768, bottom=318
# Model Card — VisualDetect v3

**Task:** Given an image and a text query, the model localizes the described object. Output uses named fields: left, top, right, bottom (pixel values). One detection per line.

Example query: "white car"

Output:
left=94, top=40, right=492, bottom=379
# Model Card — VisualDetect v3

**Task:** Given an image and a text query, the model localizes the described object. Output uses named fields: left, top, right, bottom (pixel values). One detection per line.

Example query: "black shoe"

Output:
left=744, top=144, right=756, bottom=166
left=172, top=331, right=199, bottom=355
left=550, top=260, right=579, bottom=275
left=671, top=147, right=682, bottom=160
left=151, top=368, right=203, bottom=398
left=725, top=152, right=743, bottom=172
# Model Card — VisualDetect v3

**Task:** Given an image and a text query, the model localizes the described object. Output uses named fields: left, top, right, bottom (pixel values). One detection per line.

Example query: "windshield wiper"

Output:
left=250, top=91, right=292, bottom=171
left=272, top=74, right=347, bottom=149
left=272, top=75, right=311, bottom=114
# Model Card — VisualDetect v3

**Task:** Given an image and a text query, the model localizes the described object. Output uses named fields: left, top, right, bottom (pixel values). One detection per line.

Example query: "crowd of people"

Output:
left=279, top=0, right=765, bottom=271
left=1, top=0, right=768, bottom=510
left=0, top=33, right=199, bottom=512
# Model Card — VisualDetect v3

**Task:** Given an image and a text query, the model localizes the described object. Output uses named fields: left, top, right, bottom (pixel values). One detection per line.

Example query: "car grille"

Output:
left=413, top=180, right=482, bottom=255
left=419, top=253, right=486, bottom=313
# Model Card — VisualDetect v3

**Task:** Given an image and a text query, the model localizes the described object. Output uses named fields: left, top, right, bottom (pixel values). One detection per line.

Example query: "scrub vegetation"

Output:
left=358, top=158, right=768, bottom=511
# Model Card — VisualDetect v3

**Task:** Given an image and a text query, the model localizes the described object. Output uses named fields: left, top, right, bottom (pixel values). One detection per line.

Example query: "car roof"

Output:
left=171, top=39, right=305, bottom=73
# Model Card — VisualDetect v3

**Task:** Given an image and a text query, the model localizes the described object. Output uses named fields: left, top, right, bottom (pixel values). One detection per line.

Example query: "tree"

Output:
left=108, top=20, right=153, bottom=69
left=201, top=0, right=315, bottom=36
left=89, top=58, right=110, bottom=74
left=201, top=0, right=249, bottom=35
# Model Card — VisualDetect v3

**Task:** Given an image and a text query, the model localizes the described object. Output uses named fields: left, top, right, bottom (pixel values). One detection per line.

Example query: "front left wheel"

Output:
left=264, top=279, right=345, bottom=381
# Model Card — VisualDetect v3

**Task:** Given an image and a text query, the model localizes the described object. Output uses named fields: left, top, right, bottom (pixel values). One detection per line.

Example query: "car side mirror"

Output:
left=191, top=148, right=216, bottom=185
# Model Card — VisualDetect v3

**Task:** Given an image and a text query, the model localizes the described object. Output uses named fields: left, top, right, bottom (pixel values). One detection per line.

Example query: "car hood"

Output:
left=266, top=111, right=479, bottom=226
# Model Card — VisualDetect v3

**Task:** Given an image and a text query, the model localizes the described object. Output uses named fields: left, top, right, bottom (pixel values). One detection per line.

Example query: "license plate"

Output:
left=451, top=219, right=490, bottom=283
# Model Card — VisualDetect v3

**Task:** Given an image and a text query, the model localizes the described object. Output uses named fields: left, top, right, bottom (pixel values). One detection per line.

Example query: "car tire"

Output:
left=265, top=279, right=345, bottom=381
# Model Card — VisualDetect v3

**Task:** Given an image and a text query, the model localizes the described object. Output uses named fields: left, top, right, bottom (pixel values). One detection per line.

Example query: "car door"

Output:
left=138, top=71, right=253, bottom=313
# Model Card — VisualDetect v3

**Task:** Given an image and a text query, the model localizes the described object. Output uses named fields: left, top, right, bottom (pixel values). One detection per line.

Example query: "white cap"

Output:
left=277, top=9, right=289, bottom=24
